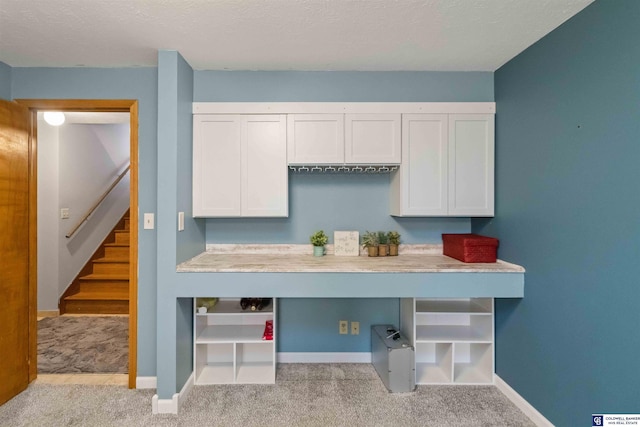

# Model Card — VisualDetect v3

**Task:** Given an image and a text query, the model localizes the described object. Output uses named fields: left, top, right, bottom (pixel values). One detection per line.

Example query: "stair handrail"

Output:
left=66, top=164, right=130, bottom=238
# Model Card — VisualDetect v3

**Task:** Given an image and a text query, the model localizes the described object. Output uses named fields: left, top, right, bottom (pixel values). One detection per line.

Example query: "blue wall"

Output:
left=0, top=61, right=10, bottom=100
left=10, top=66, right=159, bottom=377
left=195, top=70, right=494, bottom=353
left=473, top=1, right=640, bottom=423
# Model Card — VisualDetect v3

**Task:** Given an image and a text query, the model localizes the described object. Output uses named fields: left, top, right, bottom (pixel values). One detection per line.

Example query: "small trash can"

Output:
left=371, top=325, right=416, bottom=393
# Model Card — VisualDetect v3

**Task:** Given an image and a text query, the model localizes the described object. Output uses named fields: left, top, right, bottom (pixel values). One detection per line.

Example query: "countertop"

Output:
left=177, top=244, right=525, bottom=274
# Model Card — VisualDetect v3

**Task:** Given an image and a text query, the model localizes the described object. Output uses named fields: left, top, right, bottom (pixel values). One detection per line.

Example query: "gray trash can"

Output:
left=371, top=325, right=416, bottom=393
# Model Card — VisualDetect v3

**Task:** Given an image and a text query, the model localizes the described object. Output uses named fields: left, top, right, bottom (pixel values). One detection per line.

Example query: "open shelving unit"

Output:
left=194, top=298, right=276, bottom=385
left=400, top=297, right=494, bottom=385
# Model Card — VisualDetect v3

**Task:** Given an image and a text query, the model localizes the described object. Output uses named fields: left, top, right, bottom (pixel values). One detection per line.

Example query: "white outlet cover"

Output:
left=178, top=212, right=185, bottom=231
left=143, top=213, right=154, bottom=230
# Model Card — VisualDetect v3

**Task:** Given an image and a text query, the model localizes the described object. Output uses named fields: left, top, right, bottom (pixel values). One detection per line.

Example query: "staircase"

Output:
left=59, top=211, right=130, bottom=314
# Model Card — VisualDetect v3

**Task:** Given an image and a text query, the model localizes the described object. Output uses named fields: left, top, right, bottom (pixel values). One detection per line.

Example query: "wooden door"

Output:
left=0, top=99, right=31, bottom=405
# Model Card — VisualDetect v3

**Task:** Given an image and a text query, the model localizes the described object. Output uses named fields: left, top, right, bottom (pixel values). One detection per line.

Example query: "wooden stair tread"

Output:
left=65, top=291, right=129, bottom=301
left=80, top=273, right=129, bottom=281
left=104, top=242, right=129, bottom=247
left=93, top=257, right=129, bottom=263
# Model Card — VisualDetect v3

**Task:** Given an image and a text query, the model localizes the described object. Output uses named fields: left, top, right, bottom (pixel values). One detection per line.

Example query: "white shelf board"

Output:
left=454, top=363, right=493, bottom=384
left=196, top=363, right=235, bottom=384
left=236, top=362, right=275, bottom=384
left=197, top=299, right=273, bottom=315
left=416, top=362, right=451, bottom=384
left=196, top=325, right=269, bottom=344
left=416, top=299, right=491, bottom=314
left=415, top=325, right=492, bottom=343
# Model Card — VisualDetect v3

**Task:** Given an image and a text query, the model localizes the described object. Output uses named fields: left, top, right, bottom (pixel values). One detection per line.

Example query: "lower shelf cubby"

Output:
left=195, top=343, right=235, bottom=384
left=236, top=342, right=275, bottom=384
left=452, top=343, right=493, bottom=384
left=415, top=342, right=453, bottom=384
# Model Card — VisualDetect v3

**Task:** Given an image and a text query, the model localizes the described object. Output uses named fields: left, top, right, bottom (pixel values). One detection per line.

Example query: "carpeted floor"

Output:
left=37, top=316, right=128, bottom=374
left=0, top=364, right=536, bottom=427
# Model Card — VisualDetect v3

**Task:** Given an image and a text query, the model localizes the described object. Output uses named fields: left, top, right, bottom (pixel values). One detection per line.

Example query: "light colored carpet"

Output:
left=0, top=364, right=535, bottom=427
left=37, top=316, right=128, bottom=374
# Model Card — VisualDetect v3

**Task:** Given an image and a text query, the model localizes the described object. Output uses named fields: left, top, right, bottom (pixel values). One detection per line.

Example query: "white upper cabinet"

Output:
left=287, top=114, right=344, bottom=164
left=193, top=115, right=242, bottom=217
left=287, top=113, right=401, bottom=165
left=448, top=114, right=494, bottom=217
left=345, top=114, right=401, bottom=164
left=391, top=113, right=494, bottom=217
left=193, top=114, right=287, bottom=217
left=390, top=114, right=448, bottom=216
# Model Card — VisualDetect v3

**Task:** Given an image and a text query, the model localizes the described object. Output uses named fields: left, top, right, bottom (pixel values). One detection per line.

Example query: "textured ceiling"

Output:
left=0, top=0, right=593, bottom=71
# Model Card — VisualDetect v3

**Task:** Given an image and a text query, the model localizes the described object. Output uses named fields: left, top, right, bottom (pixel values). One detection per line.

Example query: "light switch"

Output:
left=178, top=212, right=185, bottom=231
left=143, top=213, right=154, bottom=230
left=60, top=208, right=70, bottom=219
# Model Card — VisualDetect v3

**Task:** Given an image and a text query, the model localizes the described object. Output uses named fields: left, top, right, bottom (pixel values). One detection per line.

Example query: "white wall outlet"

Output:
left=60, top=208, right=70, bottom=219
left=351, top=321, right=360, bottom=335
left=178, top=212, right=185, bottom=231
left=143, top=213, right=155, bottom=230
left=339, top=320, right=348, bottom=335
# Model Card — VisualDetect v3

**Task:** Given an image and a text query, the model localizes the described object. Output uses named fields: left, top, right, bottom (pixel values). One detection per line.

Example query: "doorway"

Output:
left=16, top=99, right=139, bottom=389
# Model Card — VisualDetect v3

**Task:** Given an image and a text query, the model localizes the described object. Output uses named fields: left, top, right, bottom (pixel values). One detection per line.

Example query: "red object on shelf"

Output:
left=442, top=234, right=499, bottom=263
left=262, top=320, right=273, bottom=341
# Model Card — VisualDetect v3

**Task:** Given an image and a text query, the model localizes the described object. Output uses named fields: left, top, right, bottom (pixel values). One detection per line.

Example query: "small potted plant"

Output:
left=387, top=231, right=401, bottom=256
left=310, top=230, right=328, bottom=256
left=377, top=231, right=389, bottom=257
left=361, top=231, right=379, bottom=257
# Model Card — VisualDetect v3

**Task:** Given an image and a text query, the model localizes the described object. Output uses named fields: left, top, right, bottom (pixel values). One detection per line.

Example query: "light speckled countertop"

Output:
left=177, top=244, right=525, bottom=273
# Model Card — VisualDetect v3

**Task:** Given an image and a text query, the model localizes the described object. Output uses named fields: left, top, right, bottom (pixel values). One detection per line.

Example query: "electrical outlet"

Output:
left=339, top=320, right=348, bottom=335
left=351, top=321, right=360, bottom=335
left=60, top=208, right=70, bottom=219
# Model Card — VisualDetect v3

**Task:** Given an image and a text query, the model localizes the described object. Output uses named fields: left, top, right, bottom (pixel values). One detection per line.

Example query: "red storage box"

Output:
left=442, top=234, right=499, bottom=263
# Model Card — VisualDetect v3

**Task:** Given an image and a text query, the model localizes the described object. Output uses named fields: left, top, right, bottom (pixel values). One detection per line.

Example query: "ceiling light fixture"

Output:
left=44, top=111, right=65, bottom=126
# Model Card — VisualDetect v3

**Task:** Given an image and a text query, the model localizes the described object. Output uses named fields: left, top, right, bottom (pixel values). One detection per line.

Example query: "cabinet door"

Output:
left=242, top=115, right=288, bottom=217
left=345, top=114, right=401, bottom=164
left=390, top=114, right=448, bottom=216
left=287, top=114, right=344, bottom=164
left=448, top=114, right=494, bottom=216
left=193, top=115, right=241, bottom=217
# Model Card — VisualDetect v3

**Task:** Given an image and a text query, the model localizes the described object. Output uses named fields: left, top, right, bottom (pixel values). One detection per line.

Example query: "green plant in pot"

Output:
left=361, top=231, right=379, bottom=257
left=310, top=230, right=328, bottom=256
left=377, top=231, right=389, bottom=257
left=387, top=231, right=401, bottom=256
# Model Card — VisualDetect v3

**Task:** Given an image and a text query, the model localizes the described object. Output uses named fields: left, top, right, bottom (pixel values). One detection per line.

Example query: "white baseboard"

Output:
left=152, top=373, right=194, bottom=415
left=136, top=376, right=157, bottom=389
left=278, top=352, right=372, bottom=363
left=494, top=375, right=554, bottom=427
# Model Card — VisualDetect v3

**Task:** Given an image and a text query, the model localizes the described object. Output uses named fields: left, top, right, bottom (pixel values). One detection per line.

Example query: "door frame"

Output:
left=16, top=99, right=139, bottom=389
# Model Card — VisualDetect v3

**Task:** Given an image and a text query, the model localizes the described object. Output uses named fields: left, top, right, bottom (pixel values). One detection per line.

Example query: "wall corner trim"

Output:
left=136, top=376, right=157, bottom=389
left=494, top=375, right=554, bottom=427
left=277, top=352, right=372, bottom=363
left=151, top=373, right=194, bottom=415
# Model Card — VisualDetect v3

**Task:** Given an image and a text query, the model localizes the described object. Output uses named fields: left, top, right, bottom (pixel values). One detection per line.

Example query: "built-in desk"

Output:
left=176, top=245, right=524, bottom=298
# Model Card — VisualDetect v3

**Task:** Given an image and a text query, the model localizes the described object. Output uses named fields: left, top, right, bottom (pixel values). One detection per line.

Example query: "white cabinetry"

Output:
left=448, top=114, right=494, bottom=216
left=345, top=114, right=401, bottom=164
left=287, top=114, right=344, bottom=164
left=390, top=114, right=448, bottom=216
left=400, top=298, right=494, bottom=384
left=193, top=115, right=287, bottom=217
left=390, top=113, right=494, bottom=217
left=287, top=114, right=401, bottom=165
left=194, top=298, right=276, bottom=385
